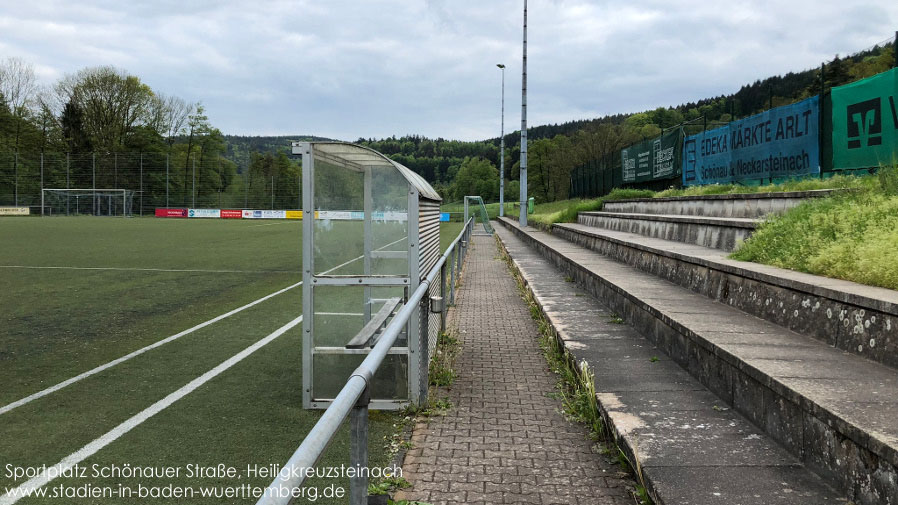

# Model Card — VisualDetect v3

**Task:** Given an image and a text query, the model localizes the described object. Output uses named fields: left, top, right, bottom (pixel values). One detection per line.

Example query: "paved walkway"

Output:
left=397, top=235, right=634, bottom=505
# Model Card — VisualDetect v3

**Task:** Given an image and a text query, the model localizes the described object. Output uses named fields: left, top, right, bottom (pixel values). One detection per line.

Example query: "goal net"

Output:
left=41, top=189, right=135, bottom=217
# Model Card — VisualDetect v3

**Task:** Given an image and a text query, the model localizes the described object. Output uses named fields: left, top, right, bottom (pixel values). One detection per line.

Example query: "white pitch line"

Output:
left=0, top=234, right=408, bottom=417
left=247, top=221, right=296, bottom=228
left=0, top=315, right=304, bottom=505
left=0, top=280, right=303, bottom=416
left=0, top=265, right=300, bottom=274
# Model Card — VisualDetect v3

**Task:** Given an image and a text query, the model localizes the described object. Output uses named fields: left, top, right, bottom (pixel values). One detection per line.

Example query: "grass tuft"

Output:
left=428, top=331, right=460, bottom=387
left=731, top=166, right=898, bottom=290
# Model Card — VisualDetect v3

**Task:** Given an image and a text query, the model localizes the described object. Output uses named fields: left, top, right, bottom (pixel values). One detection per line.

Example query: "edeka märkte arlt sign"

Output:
left=682, top=96, right=820, bottom=186
left=621, top=129, right=683, bottom=184
left=832, top=67, right=898, bottom=170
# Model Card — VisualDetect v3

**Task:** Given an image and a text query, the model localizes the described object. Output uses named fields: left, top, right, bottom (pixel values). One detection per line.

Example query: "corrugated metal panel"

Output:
left=419, top=199, right=442, bottom=363
left=419, top=200, right=441, bottom=276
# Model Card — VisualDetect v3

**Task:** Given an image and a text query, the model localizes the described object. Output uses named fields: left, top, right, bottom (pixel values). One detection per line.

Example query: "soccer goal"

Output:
left=41, top=189, right=135, bottom=217
left=463, top=195, right=494, bottom=235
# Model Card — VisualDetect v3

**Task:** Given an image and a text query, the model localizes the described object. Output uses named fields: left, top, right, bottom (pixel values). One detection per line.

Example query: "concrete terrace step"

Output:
left=553, top=222, right=898, bottom=369
left=494, top=225, right=844, bottom=505
left=578, top=211, right=758, bottom=252
left=603, top=189, right=839, bottom=218
left=496, top=217, right=898, bottom=505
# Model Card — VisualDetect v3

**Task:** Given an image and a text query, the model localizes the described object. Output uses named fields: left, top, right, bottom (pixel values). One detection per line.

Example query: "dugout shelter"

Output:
left=293, top=141, right=443, bottom=410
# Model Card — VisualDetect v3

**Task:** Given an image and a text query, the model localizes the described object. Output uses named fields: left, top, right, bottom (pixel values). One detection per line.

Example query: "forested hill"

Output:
left=222, top=134, right=332, bottom=171
left=217, top=39, right=895, bottom=204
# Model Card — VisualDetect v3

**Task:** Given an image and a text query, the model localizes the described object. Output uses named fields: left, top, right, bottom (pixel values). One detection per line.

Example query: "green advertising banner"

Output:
left=831, top=67, right=898, bottom=170
left=621, top=129, right=683, bottom=183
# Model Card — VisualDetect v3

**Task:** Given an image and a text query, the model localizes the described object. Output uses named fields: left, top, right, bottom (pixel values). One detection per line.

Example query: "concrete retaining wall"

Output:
left=578, top=212, right=755, bottom=252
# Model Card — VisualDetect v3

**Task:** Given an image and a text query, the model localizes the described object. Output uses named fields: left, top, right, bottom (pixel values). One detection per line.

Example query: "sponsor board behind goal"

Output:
left=188, top=209, right=221, bottom=218
left=0, top=207, right=30, bottom=216
left=155, top=208, right=188, bottom=218
left=241, top=210, right=288, bottom=219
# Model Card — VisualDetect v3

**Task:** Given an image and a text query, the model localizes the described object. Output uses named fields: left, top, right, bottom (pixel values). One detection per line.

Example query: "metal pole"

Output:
left=894, top=31, right=897, bottom=69
left=519, top=0, right=528, bottom=228
left=498, top=63, right=505, bottom=217
left=13, top=153, right=17, bottom=207
left=92, top=152, right=96, bottom=215
left=66, top=153, right=70, bottom=216
left=349, top=390, right=369, bottom=505
left=192, top=157, right=196, bottom=208
left=271, top=175, right=275, bottom=210
left=165, top=154, right=169, bottom=208
left=819, top=62, right=826, bottom=179
left=139, top=153, right=144, bottom=216
left=40, top=153, right=44, bottom=214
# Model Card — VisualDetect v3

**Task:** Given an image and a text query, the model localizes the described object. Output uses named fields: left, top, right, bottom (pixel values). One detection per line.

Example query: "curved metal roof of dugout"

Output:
left=310, top=142, right=442, bottom=202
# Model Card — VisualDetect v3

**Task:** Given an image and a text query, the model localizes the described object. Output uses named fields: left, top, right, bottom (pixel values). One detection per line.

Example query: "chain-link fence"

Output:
left=0, top=152, right=302, bottom=214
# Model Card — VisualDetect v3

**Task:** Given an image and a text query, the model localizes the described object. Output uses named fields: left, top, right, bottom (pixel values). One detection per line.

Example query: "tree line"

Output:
left=0, top=59, right=301, bottom=209
left=3, top=38, right=893, bottom=209
left=358, top=40, right=896, bottom=204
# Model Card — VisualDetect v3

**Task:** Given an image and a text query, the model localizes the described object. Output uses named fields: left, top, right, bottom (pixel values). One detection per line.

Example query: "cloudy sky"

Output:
left=2, top=0, right=896, bottom=141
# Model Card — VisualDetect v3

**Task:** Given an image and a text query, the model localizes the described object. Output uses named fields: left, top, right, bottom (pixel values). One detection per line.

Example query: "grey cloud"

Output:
left=1, top=0, right=896, bottom=140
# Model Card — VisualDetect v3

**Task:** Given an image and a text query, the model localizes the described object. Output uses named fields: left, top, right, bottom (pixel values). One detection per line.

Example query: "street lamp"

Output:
left=497, top=63, right=505, bottom=217
left=519, top=0, right=528, bottom=227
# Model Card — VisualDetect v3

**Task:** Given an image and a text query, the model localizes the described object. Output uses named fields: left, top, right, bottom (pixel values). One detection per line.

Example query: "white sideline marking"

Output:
left=0, top=265, right=300, bottom=274
left=247, top=221, right=295, bottom=228
left=0, top=234, right=408, bottom=416
left=0, top=280, right=303, bottom=416
left=0, top=315, right=303, bottom=505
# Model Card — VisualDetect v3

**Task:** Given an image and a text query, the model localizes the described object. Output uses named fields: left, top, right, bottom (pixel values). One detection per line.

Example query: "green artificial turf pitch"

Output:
left=0, top=216, right=462, bottom=504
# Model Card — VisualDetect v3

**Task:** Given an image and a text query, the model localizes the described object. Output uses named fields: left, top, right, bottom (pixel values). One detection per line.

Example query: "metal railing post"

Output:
left=440, top=263, right=447, bottom=333
left=449, top=248, right=456, bottom=305
left=419, top=295, right=430, bottom=404
left=349, top=387, right=370, bottom=505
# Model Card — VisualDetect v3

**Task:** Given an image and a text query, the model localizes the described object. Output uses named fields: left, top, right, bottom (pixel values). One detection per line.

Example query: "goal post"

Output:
left=41, top=189, right=134, bottom=217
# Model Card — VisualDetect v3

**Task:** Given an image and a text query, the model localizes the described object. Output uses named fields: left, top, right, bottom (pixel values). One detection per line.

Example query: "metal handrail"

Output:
left=257, top=217, right=474, bottom=505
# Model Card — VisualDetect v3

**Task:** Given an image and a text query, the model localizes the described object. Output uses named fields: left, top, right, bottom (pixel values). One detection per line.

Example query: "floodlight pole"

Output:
left=519, top=0, right=528, bottom=228
left=497, top=63, right=506, bottom=217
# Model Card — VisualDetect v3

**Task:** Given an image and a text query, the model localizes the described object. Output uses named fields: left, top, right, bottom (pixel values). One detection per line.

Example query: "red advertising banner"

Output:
left=155, top=208, right=188, bottom=218
left=220, top=209, right=243, bottom=219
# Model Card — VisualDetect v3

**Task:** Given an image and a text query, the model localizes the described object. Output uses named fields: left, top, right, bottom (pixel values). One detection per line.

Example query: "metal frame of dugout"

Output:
left=294, top=141, right=443, bottom=410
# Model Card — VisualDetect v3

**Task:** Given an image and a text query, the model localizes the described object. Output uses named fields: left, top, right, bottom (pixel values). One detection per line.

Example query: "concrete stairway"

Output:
left=576, top=211, right=756, bottom=252
left=579, top=189, right=837, bottom=252
left=495, top=191, right=898, bottom=505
